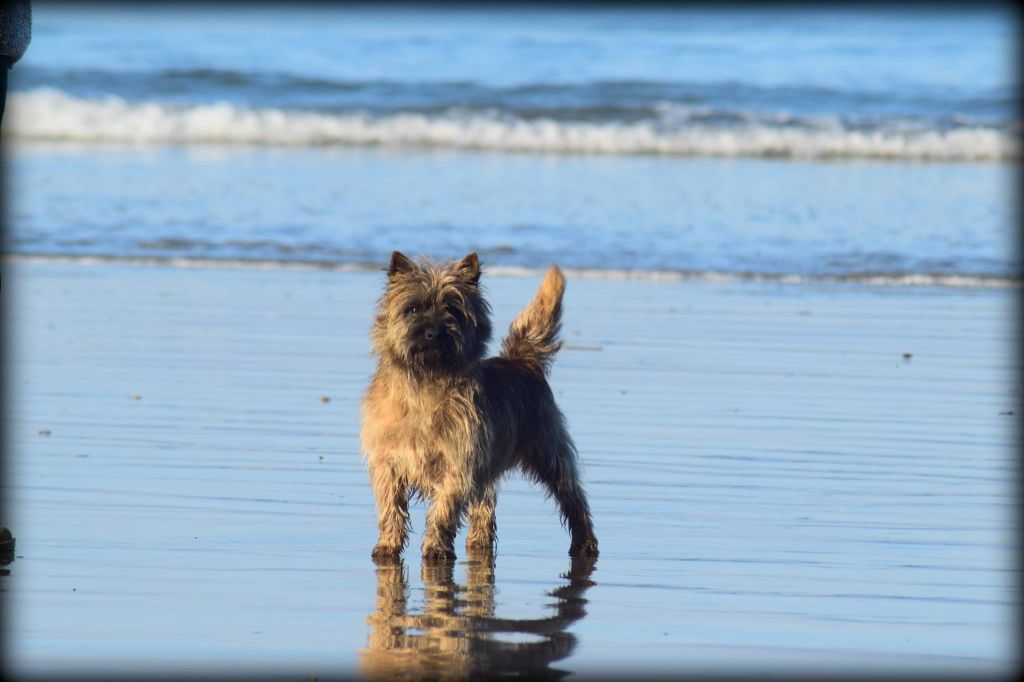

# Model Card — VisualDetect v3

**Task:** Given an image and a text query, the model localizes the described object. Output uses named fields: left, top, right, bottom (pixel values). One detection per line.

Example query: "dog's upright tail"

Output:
left=500, top=265, right=566, bottom=375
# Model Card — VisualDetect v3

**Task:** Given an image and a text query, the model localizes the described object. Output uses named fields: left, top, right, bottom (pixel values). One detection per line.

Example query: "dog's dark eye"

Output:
left=405, top=303, right=420, bottom=316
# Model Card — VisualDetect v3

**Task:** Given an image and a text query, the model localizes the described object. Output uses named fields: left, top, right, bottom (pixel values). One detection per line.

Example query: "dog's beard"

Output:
left=410, top=342, right=446, bottom=369
left=401, top=328, right=467, bottom=374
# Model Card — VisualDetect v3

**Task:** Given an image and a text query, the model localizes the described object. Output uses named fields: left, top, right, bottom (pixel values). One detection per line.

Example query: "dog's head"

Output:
left=371, top=251, right=493, bottom=376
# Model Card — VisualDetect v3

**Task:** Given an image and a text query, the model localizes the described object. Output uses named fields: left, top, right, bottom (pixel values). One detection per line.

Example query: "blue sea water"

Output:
left=3, top=3, right=1019, bottom=282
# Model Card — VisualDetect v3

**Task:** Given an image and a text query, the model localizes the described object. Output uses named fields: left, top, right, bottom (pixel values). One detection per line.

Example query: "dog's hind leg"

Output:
left=523, top=438, right=599, bottom=558
left=465, top=483, right=498, bottom=553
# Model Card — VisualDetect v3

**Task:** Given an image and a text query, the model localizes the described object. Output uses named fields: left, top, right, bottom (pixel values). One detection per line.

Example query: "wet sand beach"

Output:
left=1, top=259, right=1016, bottom=679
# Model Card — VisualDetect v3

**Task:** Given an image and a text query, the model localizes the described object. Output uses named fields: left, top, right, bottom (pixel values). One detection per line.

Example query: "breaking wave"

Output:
left=7, top=88, right=1016, bottom=161
left=5, top=253, right=1017, bottom=289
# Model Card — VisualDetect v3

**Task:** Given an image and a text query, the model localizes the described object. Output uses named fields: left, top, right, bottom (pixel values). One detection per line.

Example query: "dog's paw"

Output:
left=465, top=537, right=495, bottom=553
left=422, top=545, right=456, bottom=563
left=371, top=544, right=402, bottom=562
left=570, top=537, right=599, bottom=558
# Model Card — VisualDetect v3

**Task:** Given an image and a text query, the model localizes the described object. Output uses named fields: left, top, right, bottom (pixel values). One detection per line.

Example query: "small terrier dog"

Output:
left=360, top=251, right=599, bottom=562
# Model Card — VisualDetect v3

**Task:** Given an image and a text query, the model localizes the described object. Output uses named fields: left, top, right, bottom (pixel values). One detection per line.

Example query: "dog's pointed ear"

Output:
left=388, top=251, right=416, bottom=279
left=455, top=252, right=481, bottom=284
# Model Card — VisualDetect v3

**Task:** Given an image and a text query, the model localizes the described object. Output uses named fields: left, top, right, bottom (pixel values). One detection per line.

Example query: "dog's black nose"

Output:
left=424, top=327, right=437, bottom=341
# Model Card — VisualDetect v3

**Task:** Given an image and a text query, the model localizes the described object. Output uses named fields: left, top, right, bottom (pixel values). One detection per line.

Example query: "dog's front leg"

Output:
left=370, top=463, right=410, bottom=561
left=421, top=486, right=465, bottom=562
left=465, top=483, right=497, bottom=553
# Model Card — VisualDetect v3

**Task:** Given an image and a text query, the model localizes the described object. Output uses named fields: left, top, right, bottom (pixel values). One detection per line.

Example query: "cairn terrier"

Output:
left=360, top=251, right=599, bottom=562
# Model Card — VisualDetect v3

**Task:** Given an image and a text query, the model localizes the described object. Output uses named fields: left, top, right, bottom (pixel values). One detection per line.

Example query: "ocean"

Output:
left=3, top=4, right=1018, bottom=282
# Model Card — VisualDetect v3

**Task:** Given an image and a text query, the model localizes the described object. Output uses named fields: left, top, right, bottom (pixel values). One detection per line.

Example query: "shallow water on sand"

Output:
left=8, top=144, right=1015, bottom=282
left=2, top=261, right=1016, bottom=678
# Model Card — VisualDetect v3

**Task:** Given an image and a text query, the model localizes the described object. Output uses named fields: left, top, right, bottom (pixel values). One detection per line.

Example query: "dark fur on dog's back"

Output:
left=360, top=251, right=598, bottom=562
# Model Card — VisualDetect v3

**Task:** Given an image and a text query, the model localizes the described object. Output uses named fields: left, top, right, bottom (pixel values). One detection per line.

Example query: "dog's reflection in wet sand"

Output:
left=360, top=551, right=597, bottom=680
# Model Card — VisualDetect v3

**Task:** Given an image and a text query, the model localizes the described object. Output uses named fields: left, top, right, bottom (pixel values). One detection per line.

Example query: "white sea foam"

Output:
left=5, top=253, right=1017, bottom=289
left=7, top=88, right=1017, bottom=161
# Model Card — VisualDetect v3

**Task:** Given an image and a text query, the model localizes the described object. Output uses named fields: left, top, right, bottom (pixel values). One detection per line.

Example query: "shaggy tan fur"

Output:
left=360, top=251, right=599, bottom=561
